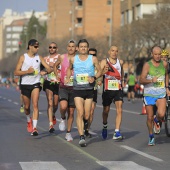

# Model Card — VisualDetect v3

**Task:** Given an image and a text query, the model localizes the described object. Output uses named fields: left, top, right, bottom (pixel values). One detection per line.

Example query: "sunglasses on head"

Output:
left=34, top=46, right=39, bottom=49
left=49, top=46, right=57, bottom=49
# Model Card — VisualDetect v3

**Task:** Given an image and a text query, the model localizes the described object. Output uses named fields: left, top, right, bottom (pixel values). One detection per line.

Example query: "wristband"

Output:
left=94, top=76, right=97, bottom=80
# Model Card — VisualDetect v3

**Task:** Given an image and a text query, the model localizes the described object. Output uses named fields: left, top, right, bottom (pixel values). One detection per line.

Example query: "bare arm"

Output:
left=93, top=56, right=101, bottom=79
left=120, top=59, right=124, bottom=86
left=100, top=59, right=108, bottom=76
left=14, top=55, right=34, bottom=76
left=54, top=55, right=63, bottom=77
left=65, top=57, right=74, bottom=84
left=39, top=56, right=52, bottom=73
left=139, top=62, right=154, bottom=84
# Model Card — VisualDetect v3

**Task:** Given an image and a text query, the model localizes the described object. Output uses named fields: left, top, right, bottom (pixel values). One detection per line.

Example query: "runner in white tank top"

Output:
left=14, top=39, right=52, bottom=136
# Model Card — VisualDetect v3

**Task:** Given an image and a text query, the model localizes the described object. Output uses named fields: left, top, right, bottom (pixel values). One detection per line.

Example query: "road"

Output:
left=0, top=86, right=170, bottom=170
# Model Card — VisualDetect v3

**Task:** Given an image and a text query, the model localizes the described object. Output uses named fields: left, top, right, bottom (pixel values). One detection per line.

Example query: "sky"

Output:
left=0, top=0, right=48, bottom=17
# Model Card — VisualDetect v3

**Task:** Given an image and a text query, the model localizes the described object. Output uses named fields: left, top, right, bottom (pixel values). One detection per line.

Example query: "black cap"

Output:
left=27, top=39, right=39, bottom=50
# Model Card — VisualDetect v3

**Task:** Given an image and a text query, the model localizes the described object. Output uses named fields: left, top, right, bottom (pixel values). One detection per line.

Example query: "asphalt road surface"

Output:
left=0, top=86, right=170, bottom=170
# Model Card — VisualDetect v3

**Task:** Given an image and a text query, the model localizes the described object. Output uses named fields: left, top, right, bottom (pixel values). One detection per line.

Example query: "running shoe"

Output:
left=20, top=106, right=24, bottom=113
left=59, top=118, right=66, bottom=131
left=85, top=130, right=92, bottom=138
left=79, top=136, right=86, bottom=147
left=31, top=128, right=38, bottom=136
left=102, top=128, right=107, bottom=139
left=113, top=131, right=123, bottom=140
left=49, top=125, right=55, bottom=133
left=65, top=133, right=73, bottom=142
left=148, top=137, right=155, bottom=146
left=53, top=115, right=56, bottom=125
left=153, top=117, right=160, bottom=134
left=27, top=118, right=33, bottom=132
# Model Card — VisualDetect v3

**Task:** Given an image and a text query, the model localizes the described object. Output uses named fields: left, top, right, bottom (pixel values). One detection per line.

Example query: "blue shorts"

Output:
left=144, top=95, right=166, bottom=106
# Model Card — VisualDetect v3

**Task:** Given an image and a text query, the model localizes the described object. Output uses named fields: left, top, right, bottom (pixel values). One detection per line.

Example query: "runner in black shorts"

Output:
left=83, top=48, right=102, bottom=138
left=41, top=42, right=60, bottom=133
left=14, top=39, right=52, bottom=136
left=100, top=45, right=124, bottom=140
left=66, top=39, right=101, bottom=147
left=54, top=40, right=77, bottom=141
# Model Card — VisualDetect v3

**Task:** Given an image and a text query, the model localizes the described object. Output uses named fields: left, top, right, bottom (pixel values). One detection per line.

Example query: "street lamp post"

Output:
left=109, top=0, right=113, bottom=47
left=70, top=0, right=75, bottom=39
left=33, top=24, right=38, bottom=40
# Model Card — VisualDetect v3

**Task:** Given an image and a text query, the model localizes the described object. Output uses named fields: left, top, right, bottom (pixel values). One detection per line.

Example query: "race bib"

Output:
left=154, top=78, right=165, bottom=88
left=47, top=72, right=56, bottom=80
left=76, top=73, right=88, bottom=85
left=30, top=69, right=39, bottom=76
left=64, top=76, right=73, bottom=86
left=105, top=79, right=119, bottom=90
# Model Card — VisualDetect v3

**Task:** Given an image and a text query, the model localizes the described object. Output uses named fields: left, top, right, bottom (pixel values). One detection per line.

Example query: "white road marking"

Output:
left=39, top=112, right=43, bottom=114
left=2, top=93, right=164, bottom=166
left=8, top=99, right=12, bottom=102
left=97, top=161, right=151, bottom=170
left=19, top=162, right=66, bottom=170
left=96, top=104, right=139, bottom=115
left=3, top=97, right=6, bottom=100
left=121, top=145, right=163, bottom=162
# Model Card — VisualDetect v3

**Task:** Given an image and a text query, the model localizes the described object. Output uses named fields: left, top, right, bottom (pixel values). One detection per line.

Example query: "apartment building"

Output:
left=47, top=0, right=121, bottom=40
left=3, top=19, right=29, bottom=55
left=0, top=9, right=48, bottom=60
left=121, top=0, right=169, bottom=26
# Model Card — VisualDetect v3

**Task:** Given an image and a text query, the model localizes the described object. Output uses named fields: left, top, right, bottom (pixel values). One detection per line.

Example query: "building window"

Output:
left=6, top=27, right=11, bottom=32
left=107, top=0, right=111, bottom=5
left=12, top=41, right=18, bottom=46
left=6, top=48, right=12, bottom=53
left=12, top=26, right=22, bottom=32
left=6, top=41, right=11, bottom=46
left=12, top=34, right=20, bottom=39
left=77, top=0, right=83, bottom=7
left=107, top=18, right=111, bottom=23
left=76, top=18, right=82, bottom=27
left=6, top=34, right=11, bottom=39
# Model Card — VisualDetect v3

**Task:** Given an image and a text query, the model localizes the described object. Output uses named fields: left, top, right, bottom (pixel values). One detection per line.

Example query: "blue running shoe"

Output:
left=148, top=137, right=155, bottom=146
left=102, top=128, right=107, bottom=139
left=113, top=131, right=123, bottom=140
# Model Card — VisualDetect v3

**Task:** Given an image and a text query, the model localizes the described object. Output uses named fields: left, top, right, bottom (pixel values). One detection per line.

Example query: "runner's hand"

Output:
left=88, top=77, right=95, bottom=83
left=27, top=67, right=34, bottom=74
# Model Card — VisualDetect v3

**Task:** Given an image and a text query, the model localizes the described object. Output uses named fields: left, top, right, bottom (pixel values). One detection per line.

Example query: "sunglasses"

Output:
left=89, top=53, right=96, bottom=56
left=34, top=46, right=39, bottom=49
left=49, top=46, right=57, bottom=49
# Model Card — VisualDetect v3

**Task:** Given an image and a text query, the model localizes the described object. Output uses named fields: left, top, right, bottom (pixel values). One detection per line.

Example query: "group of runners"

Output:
left=14, top=38, right=170, bottom=147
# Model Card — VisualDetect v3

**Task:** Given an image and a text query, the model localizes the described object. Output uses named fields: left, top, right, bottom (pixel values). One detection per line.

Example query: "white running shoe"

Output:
left=59, top=118, right=66, bottom=131
left=79, top=138, right=86, bottom=147
left=65, top=133, right=73, bottom=142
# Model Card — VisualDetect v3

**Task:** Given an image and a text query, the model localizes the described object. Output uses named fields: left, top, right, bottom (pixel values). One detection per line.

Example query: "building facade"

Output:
left=47, top=0, right=121, bottom=41
left=0, top=9, right=47, bottom=60
left=121, top=0, right=168, bottom=26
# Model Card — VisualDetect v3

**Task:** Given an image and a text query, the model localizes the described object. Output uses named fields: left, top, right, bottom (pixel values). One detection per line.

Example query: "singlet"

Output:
left=103, top=58, right=122, bottom=91
left=44, top=55, right=60, bottom=83
left=143, top=60, right=166, bottom=97
left=21, top=53, right=41, bottom=85
left=60, top=54, right=73, bottom=88
left=73, top=55, right=95, bottom=90
left=128, top=74, right=135, bottom=86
